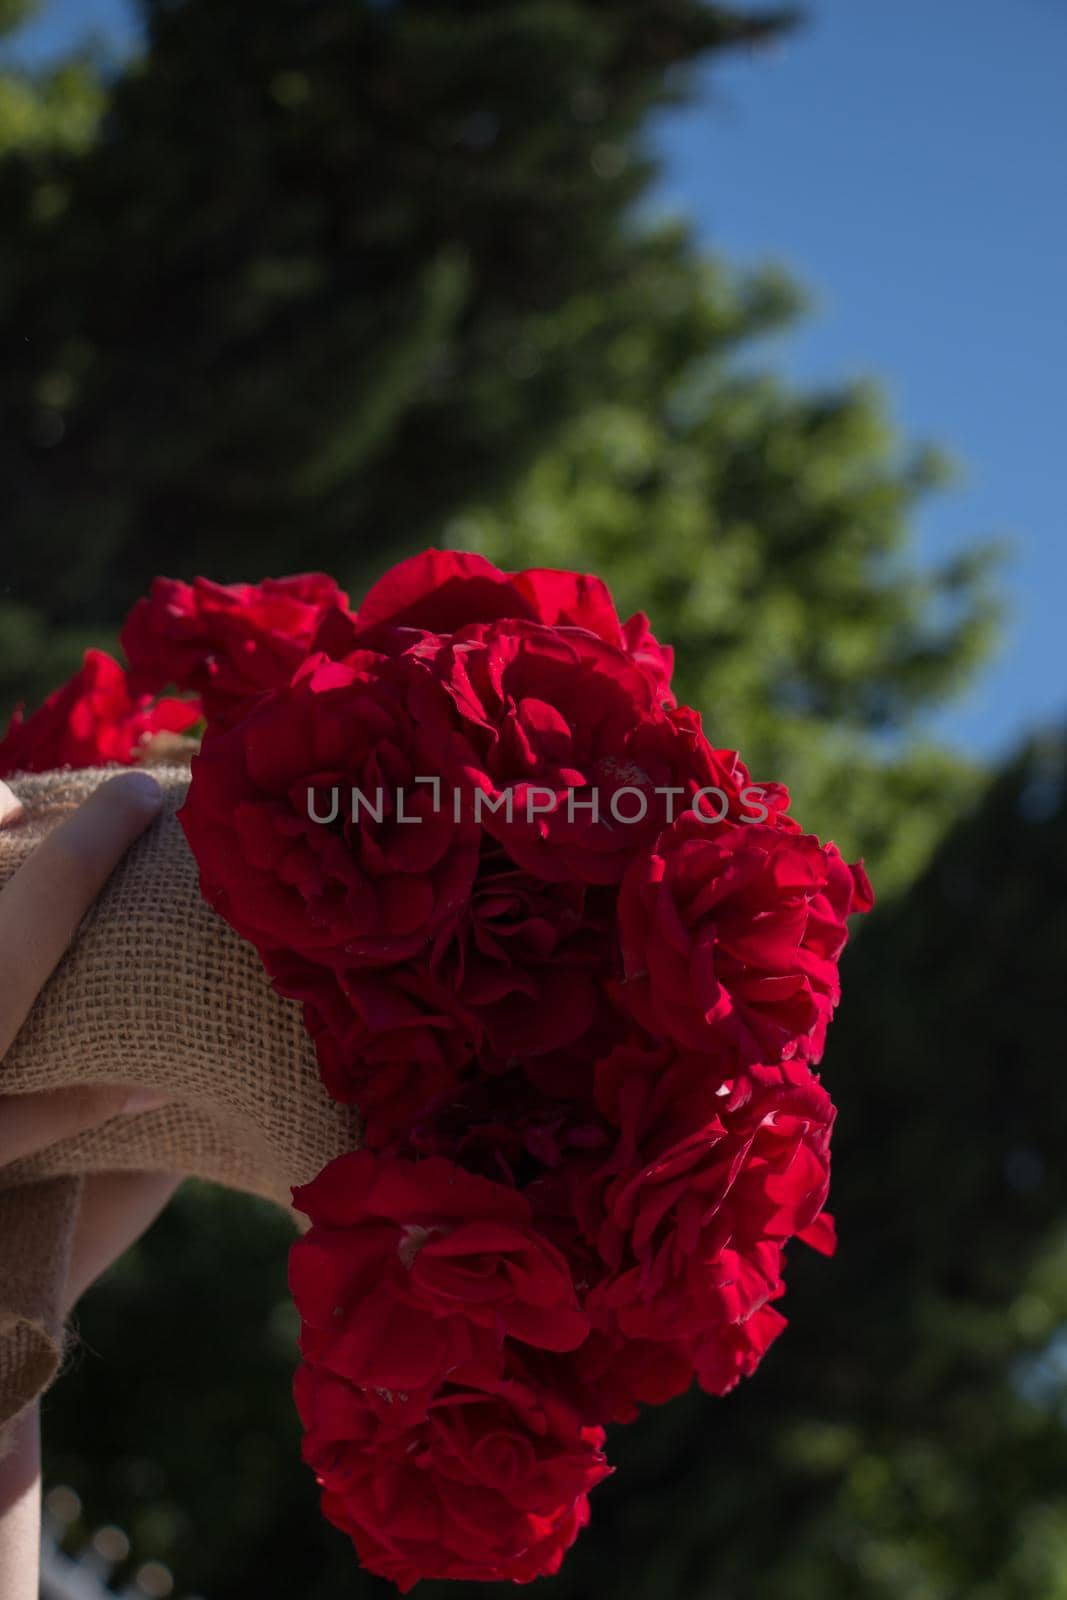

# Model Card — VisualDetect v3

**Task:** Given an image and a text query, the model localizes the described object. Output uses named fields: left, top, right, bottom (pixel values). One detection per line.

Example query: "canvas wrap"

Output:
left=0, top=765, right=362, bottom=1436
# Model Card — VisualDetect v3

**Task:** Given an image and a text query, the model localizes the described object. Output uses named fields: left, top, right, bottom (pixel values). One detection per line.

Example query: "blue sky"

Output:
left=5, top=0, right=1064, bottom=759
left=651, top=0, right=1066, bottom=758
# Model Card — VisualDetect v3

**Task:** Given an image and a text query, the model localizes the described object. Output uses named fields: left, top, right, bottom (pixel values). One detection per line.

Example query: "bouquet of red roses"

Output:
left=0, top=552, right=871, bottom=1589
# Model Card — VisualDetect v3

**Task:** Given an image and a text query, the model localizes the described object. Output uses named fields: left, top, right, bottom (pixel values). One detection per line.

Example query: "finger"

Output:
left=64, top=1170, right=181, bottom=1311
left=0, top=1085, right=170, bottom=1167
left=0, top=772, right=162, bottom=1059
left=0, top=782, right=24, bottom=830
left=0, top=1402, right=40, bottom=1594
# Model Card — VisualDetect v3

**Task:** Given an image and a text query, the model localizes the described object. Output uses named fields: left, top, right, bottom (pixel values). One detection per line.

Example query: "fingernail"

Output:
left=118, top=771, right=164, bottom=808
left=123, top=1089, right=171, bottom=1115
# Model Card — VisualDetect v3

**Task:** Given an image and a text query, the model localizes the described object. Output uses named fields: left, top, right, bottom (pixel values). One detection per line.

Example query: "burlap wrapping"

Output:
left=0, top=765, right=362, bottom=1436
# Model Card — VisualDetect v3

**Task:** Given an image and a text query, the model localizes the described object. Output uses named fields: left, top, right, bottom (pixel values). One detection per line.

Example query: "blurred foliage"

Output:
left=0, top=0, right=1001, bottom=890
left=0, top=0, right=1044, bottom=1595
left=0, top=0, right=37, bottom=39
left=0, top=56, right=105, bottom=155
left=0, top=0, right=793, bottom=643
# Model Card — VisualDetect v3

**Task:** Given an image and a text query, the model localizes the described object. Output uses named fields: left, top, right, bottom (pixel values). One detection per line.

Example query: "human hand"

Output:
left=0, top=771, right=182, bottom=1599
left=0, top=771, right=181, bottom=1309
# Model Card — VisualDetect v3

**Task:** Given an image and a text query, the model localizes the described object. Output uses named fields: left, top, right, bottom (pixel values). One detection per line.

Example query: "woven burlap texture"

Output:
left=0, top=765, right=362, bottom=1436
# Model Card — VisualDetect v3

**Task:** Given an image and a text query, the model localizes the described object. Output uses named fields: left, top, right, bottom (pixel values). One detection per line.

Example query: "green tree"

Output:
left=1, top=2, right=998, bottom=890
left=449, top=241, right=1001, bottom=890
left=0, top=0, right=790, bottom=676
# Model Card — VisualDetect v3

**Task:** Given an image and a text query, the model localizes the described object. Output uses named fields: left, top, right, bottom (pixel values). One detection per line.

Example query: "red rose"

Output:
left=179, top=650, right=481, bottom=970
left=589, top=1042, right=836, bottom=1266
left=314, top=546, right=674, bottom=703
left=294, top=846, right=621, bottom=1136
left=559, top=1328, right=697, bottom=1424
left=121, top=572, right=349, bottom=726
left=289, top=1151, right=590, bottom=1410
left=688, top=1300, right=788, bottom=1396
left=294, top=1359, right=608, bottom=1590
left=427, top=841, right=616, bottom=1061
left=578, top=1041, right=834, bottom=1393
left=278, top=957, right=478, bottom=1150
left=419, top=620, right=738, bottom=884
left=0, top=648, right=201, bottom=778
left=406, top=1069, right=611, bottom=1183
left=616, top=811, right=873, bottom=1064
